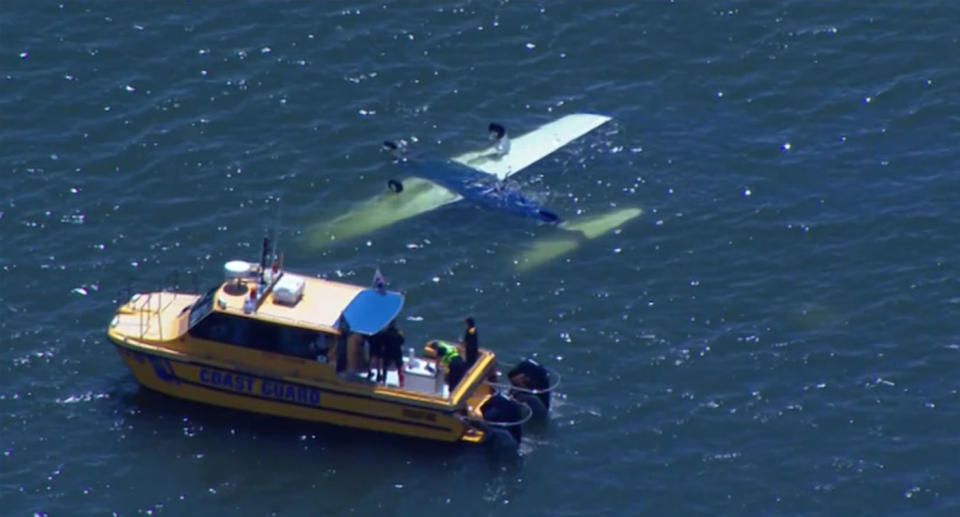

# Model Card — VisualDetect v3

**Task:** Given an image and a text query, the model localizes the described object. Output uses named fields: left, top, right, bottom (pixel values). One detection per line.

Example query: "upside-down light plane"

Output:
left=307, top=114, right=641, bottom=270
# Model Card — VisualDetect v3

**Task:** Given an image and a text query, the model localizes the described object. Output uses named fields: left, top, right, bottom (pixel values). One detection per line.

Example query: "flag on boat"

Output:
left=372, top=268, right=386, bottom=294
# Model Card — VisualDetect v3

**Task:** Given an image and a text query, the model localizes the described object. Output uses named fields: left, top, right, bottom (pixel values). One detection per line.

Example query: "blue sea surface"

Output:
left=2, top=1, right=959, bottom=515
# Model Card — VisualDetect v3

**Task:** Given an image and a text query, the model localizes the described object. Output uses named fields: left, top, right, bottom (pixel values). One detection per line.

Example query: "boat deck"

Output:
left=353, top=357, right=451, bottom=398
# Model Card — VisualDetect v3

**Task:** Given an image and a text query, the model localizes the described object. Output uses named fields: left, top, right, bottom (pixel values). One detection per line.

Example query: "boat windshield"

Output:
left=188, top=286, right=218, bottom=329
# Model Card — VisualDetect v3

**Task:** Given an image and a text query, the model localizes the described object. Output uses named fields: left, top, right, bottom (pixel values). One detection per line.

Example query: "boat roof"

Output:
left=341, top=288, right=404, bottom=335
left=214, top=272, right=403, bottom=336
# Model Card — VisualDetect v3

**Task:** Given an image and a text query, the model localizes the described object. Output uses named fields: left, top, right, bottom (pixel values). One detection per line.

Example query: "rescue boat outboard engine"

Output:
left=508, top=358, right=551, bottom=416
left=481, top=392, right=525, bottom=446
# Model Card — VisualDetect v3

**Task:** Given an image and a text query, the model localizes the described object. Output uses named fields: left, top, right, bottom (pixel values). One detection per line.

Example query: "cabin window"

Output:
left=189, top=312, right=328, bottom=360
left=188, top=311, right=234, bottom=344
left=187, top=287, right=218, bottom=329
left=276, top=325, right=330, bottom=359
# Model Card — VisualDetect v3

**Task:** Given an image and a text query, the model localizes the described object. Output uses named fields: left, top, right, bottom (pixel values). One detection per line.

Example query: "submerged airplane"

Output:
left=307, top=113, right=641, bottom=270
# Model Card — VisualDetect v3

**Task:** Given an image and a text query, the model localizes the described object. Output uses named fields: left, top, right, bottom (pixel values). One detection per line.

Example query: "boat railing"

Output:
left=473, top=398, right=534, bottom=429
left=133, top=291, right=179, bottom=341
left=485, top=366, right=563, bottom=396
left=116, top=270, right=201, bottom=340
left=117, top=270, right=201, bottom=305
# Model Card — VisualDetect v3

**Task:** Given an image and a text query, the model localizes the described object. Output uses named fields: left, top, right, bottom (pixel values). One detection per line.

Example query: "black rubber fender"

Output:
left=387, top=179, right=403, bottom=193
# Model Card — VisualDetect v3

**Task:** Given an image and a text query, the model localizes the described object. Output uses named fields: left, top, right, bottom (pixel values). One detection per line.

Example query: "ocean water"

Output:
left=2, top=1, right=959, bottom=515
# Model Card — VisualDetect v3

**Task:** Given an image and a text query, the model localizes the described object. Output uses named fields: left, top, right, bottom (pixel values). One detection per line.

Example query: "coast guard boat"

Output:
left=107, top=238, right=555, bottom=446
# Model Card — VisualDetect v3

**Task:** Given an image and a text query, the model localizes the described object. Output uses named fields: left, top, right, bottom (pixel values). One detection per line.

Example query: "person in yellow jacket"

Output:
left=428, top=341, right=466, bottom=392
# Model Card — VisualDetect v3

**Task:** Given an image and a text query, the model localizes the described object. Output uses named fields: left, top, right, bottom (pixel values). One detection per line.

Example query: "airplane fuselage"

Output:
left=392, top=156, right=561, bottom=223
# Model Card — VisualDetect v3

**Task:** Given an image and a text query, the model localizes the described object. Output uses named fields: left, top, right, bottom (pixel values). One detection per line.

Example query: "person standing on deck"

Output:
left=380, top=320, right=405, bottom=386
left=428, top=341, right=466, bottom=393
left=367, top=332, right=385, bottom=382
left=462, top=317, right=479, bottom=368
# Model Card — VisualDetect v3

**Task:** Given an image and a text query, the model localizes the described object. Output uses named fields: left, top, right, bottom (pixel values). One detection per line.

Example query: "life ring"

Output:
left=387, top=179, right=404, bottom=193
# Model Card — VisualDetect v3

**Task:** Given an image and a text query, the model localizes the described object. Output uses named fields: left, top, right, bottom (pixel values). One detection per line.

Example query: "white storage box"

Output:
left=403, top=358, right=446, bottom=396
left=272, top=274, right=305, bottom=306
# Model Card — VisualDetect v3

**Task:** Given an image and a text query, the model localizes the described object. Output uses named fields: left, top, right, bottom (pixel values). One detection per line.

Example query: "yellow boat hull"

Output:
left=113, top=341, right=481, bottom=443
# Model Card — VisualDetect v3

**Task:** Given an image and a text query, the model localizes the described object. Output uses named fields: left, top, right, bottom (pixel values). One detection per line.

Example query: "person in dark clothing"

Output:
left=428, top=341, right=466, bottom=393
left=367, top=333, right=385, bottom=381
left=380, top=321, right=405, bottom=386
left=462, top=317, right=479, bottom=368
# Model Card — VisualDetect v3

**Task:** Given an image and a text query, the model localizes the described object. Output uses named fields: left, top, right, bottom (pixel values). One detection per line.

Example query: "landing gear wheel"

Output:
left=387, top=179, right=403, bottom=193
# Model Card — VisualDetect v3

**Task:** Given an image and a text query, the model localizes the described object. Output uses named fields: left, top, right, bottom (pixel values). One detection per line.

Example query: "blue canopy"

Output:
left=340, top=288, right=404, bottom=336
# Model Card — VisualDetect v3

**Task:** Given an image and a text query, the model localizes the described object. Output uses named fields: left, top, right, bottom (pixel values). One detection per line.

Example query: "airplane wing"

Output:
left=514, top=207, right=643, bottom=271
left=305, top=177, right=461, bottom=248
left=450, top=113, right=612, bottom=181
left=305, top=113, right=614, bottom=250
